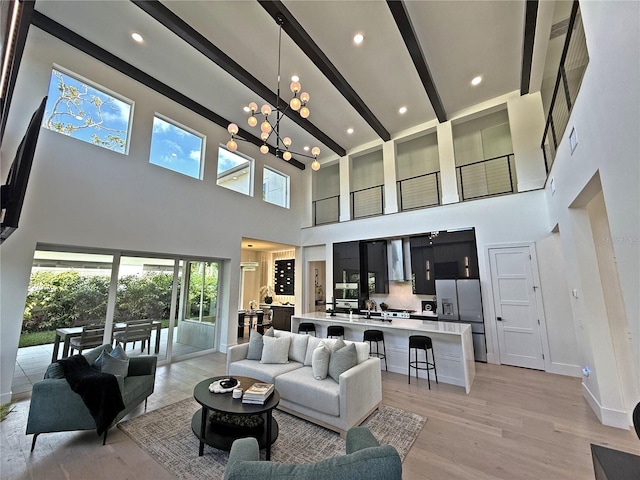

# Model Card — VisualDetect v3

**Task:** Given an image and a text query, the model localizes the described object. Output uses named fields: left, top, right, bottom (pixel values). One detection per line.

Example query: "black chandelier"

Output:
left=226, top=16, right=321, bottom=171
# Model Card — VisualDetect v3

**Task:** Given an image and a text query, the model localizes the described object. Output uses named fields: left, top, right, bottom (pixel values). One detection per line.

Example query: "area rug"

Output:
left=118, top=397, right=426, bottom=480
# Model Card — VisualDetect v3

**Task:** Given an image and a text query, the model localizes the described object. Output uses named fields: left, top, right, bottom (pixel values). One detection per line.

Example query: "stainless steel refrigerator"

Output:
left=435, top=279, right=487, bottom=362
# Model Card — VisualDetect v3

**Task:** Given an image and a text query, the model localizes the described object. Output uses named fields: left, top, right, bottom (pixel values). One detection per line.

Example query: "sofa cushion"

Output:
left=229, top=359, right=301, bottom=384
left=261, top=336, right=290, bottom=364
left=247, top=328, right=274, bottom=360
left=318, top=338, right=370, bottom=365
left=275, top=367, right=340, bottom=417
left=289, top=333, right=309, bottom=363
left=304, top=335, right=324, bottom=366
left=328, top=343, right=358, bottom=383
left=311, top=341, right=331, bottom=380
left=98, top=350, right=130, bottom=377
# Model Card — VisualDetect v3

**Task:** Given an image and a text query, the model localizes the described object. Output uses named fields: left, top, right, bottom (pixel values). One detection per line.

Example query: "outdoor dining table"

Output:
left=50, top=320, right=163, bottom=362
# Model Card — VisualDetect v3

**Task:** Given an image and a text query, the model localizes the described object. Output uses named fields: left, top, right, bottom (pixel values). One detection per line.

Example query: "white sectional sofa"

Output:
left=226, top=329, right=382, bottom=437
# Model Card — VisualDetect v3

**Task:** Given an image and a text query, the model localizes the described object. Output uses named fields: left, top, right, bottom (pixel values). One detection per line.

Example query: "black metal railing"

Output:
left=312, top=195, right=340, bottom=225
left=456, top=154, right=516, bottom=201
left=351, top=185, right=384, bottom=219
left=541, top=1, right=588, bottom=173
left=397, top=171, right=441, bottom=211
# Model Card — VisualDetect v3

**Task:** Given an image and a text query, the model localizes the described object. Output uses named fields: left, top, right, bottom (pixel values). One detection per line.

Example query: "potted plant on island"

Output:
left=260, top=285, right=275, bottom=304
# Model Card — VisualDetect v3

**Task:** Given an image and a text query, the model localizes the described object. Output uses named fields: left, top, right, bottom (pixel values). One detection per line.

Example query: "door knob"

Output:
left=497, top=316, right=503, bottom=321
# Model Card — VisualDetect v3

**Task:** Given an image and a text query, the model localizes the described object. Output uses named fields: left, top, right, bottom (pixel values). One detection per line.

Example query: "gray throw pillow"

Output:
left=99, top=350, right=130, bottom=377
left=288, top=333, right=310, bottom=363
left=247, top=327, right=274, bottom=360
left=110, top=343, right=129, bottom=360
left=260, top=335, right=290, bottom=364
left=328, top=342, right=357, bottom=383
left=311, top=341, right=331, bottom=380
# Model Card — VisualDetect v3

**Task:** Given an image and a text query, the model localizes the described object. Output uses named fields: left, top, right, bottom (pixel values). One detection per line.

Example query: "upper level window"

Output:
left=217, top=146, right=253, bottom=196
left=43, top=67, right=133, bottom=154
left=263, top=167, right=290, bottom=208
left=149, top=115, right=205, bottom=179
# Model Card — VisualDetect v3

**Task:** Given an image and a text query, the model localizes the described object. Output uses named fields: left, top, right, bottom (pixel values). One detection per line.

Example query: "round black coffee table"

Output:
left=192, top=376, right=280, bottom=459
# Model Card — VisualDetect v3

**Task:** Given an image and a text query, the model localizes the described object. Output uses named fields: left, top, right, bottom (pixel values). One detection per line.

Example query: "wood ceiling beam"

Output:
left=386, top=0, right=447, bottom=123
left=0, top=0, right=36, bottom=144
left=131, top=0, right=345, bottom=158
left=259, top=0, right=391, bottom=142
left=30, top=11, right=306, bottom=170
left=521, top=0, right=539, bottom=95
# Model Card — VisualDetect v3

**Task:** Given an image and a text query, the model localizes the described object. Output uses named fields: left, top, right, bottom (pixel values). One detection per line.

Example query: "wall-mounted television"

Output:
left=0, top=96, right=47, bottom=244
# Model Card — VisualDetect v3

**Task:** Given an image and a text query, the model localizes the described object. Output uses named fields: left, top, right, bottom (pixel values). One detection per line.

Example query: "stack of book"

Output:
left=242, top=382, right=274, bottom=404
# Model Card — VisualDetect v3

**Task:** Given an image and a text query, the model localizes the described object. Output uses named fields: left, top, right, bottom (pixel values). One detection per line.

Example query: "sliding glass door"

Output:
left=174, top=261, right=218, bottom=357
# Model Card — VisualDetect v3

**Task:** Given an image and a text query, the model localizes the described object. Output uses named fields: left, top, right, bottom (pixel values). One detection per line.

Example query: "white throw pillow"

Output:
left=304, top=335, right=323, bottom=366
left=311, top=341, right=331, bottom=380
left=260, top=335, right=291, bottom=364
left=288, top=333, right=310, bottom=363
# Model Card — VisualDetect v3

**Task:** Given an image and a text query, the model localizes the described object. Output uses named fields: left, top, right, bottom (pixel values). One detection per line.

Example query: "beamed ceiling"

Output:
left=23, top=0, right=557, bottom=170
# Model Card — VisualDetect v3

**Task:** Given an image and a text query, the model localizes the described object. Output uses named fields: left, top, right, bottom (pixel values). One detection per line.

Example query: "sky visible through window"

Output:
left=42, top=69, right=132, bottom=153
left=149, top=116, right=203, bottom=179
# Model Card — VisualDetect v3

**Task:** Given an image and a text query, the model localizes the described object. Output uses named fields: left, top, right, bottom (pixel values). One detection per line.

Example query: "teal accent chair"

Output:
left=223, top=427, right=402, bottom=480
left=26, top=344, right=157, bottom=450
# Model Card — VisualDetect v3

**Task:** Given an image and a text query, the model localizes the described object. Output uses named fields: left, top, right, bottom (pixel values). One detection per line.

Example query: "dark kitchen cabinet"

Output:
left=333, top=241, right=361, bottom=285
left=410, top=229, right=479, bottom=294
left=410, top=242, right=436, bottom=295
left=270, top=305, right=293, bottom=331
left=361, top=240, right=388, bottom=294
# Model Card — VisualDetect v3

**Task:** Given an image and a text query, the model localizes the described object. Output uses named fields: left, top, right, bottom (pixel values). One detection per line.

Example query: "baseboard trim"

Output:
left=548, top=362, right=581, bottom=377
left=582, top=382, right=630, bottom=429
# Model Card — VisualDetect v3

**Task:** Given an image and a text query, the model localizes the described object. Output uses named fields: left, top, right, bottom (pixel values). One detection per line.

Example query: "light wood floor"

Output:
left=2, top=353, right=639, bottom=479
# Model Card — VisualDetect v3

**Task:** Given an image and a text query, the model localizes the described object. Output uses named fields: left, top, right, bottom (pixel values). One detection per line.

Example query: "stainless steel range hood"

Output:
left=388, top=239, right=412, bottom=282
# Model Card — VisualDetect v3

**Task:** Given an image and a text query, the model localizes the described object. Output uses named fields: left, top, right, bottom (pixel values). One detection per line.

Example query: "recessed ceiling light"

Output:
left=247, top=244, right=253, bottom=248
left=131, top=32, right=144, bottom=43
left=291, top=75, right=299, bottom=82
left=471, top=76, right=482, bottom=86
left=399, top=106, right=407, bottom=114
left=353, top=33, right=365, bottom=45
left=347, top=128, right=354, bottom=134
left=243, top=106, right=251, bottom=113
left=304, top=146, right=310, bottom=151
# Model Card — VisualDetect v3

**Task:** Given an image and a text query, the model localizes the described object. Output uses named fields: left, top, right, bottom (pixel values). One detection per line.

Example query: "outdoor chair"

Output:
left=69, top=325, right=106, bottom=355
left=113, top=320, right=153, bottom=353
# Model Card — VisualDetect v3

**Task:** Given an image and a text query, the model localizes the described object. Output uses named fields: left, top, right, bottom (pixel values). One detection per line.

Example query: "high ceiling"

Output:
left=29, top=0, right=559, bottom=168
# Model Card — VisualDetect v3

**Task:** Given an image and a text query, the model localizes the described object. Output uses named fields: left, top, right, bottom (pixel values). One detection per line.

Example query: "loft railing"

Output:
left=351, top=185, right=384, bottom=219
left=541, top=0, right=588, bottom=173
left=312, top=195, right=340, bottom=225
left=456, top=154, right=516, bottom=201
left=397, top=171, right=441, bottom=211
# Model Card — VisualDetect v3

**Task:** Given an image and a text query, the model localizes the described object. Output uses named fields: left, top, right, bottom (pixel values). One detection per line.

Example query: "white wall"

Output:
left=0, top=28, right=305, bottom=402
left=543, top=1, right=640, bottom=427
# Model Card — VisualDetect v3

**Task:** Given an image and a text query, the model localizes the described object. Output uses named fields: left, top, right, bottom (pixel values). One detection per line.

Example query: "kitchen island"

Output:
left=292, top=312, right=475, bottom=393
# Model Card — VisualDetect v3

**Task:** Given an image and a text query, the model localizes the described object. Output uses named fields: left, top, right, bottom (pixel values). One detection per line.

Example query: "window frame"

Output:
left=149, top=113, right=206, bottom=180
left=262, top=165, right=290, bottom=209
left=216, top=144, right=255, bottom=197
left=42, top=65, right=134, bottom=155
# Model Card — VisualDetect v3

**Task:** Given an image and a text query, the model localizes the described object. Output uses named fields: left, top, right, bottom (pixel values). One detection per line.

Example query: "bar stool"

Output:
left=363, top=330, right=387, bottom=371
left=327, top=325, right=344, bottom=339
left=298, top=322, right=316, bottom=336
left=408, top=335, right=438, bottom=389
left=237, top=311, right=246, bottom=338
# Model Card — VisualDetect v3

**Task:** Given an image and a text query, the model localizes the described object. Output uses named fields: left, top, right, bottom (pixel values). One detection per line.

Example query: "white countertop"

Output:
left=294, top=311, right=471, bottom=336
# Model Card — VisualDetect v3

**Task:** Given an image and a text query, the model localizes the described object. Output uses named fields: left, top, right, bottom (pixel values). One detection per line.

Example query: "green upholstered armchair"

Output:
left=223, top=426, right=402, bottom=480
left=26, top=344, right=157, bottom=450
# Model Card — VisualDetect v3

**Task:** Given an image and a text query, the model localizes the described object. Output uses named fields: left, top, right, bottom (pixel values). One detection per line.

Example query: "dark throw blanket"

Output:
left=57, top=354, right=125, bottom=435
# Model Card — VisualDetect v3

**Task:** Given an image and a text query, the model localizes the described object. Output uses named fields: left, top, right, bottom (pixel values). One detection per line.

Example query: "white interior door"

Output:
left=489, top=246, right=545, bottom=370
